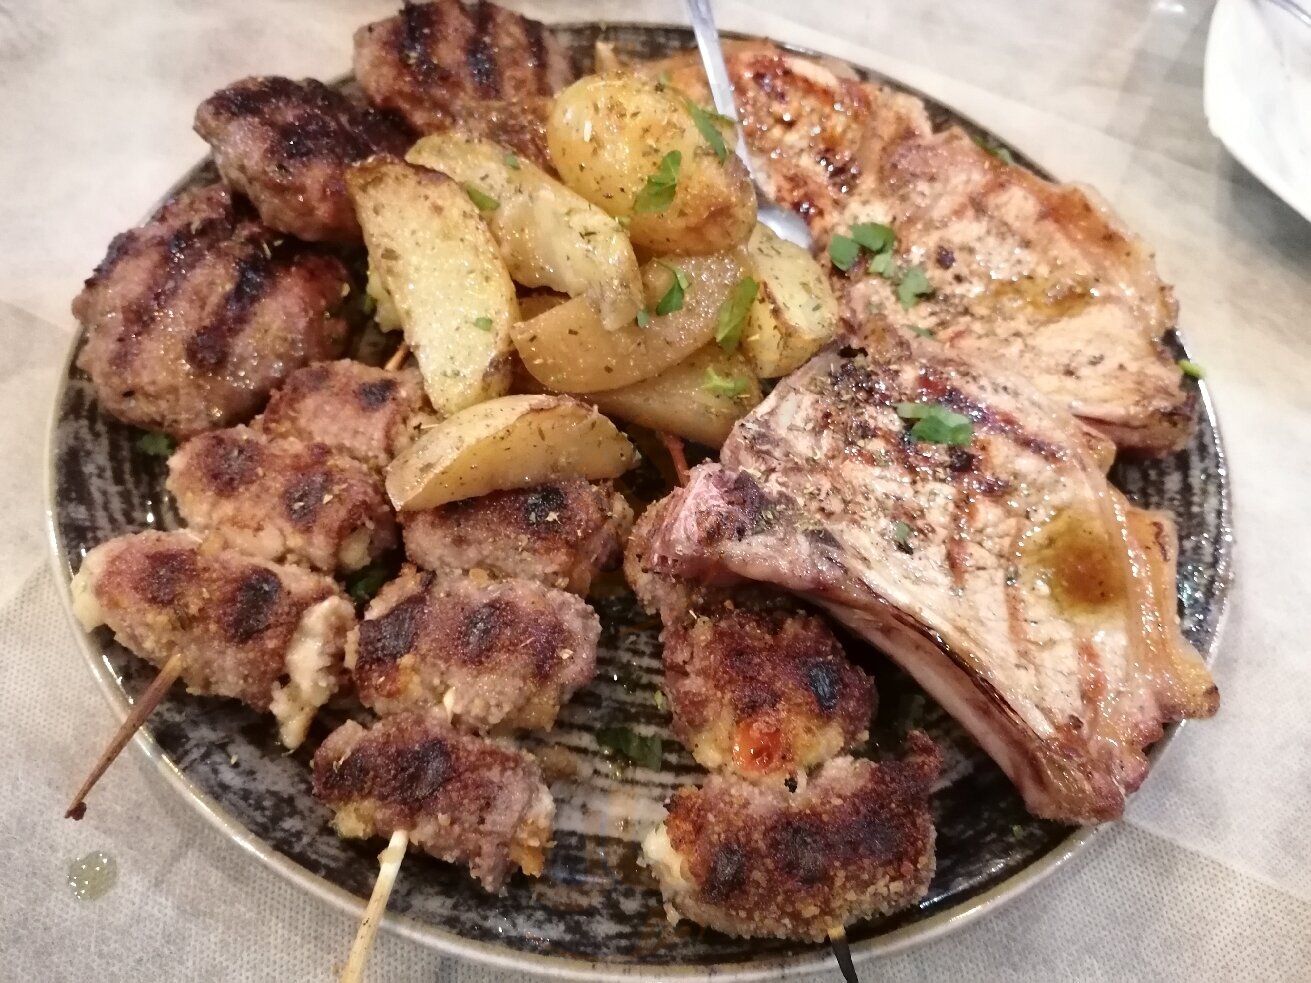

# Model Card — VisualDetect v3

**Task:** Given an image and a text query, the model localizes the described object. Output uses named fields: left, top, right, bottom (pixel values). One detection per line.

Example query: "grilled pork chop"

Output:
left=643, top=44, right=1195, bottom=455
left=642, top=340, right=1218, bottom=824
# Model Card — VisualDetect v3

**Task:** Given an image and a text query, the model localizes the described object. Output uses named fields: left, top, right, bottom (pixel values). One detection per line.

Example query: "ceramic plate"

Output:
left=46, top=22, right=1233, bottom=981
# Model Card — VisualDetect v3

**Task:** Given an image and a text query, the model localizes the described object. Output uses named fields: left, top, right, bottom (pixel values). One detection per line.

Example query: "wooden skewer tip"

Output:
left=383, top=342, right=411, bottom=373
left=340, top=828, right=409, bottom=983
left=828, top=925, right=860, bottom=983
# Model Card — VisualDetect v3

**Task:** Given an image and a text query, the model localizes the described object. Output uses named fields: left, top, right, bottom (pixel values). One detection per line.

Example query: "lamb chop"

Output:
left=641, top=44, right=1195, bottom=455
left=194, top=76, right=410, bottom=243
left=353, top=0, right=573, bottom=169
left=166, top=426, right=398, bottom=575
left=72, top=184, right=350, bottom=439
left=642, top=340, right=1218, bottom=824
left=642, top=734, right=939, bottom=941
left=348, top=566, right=599, bottom=732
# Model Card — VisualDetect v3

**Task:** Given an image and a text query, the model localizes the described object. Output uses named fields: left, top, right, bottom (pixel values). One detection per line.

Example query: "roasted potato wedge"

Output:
left=743, top=223, right=841, bottom=378
left=386, top=394, right=636, bottom=510
left=349, top=156, right=517, bottom=415
left=406, top=134, right=643, bottom=330
left=547, top=73, right=756, bottom=255
left=589, top=344, right=761, bottom=447
left=512, top=251, right=750, bottom=393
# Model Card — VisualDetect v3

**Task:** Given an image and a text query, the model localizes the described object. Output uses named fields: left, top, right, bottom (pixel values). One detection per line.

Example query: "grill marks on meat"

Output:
left=353, top=0, right=574, bottom=168
left=312, top=712, right=554, bottom=891
left=70, top=531, right=354, bottom=748
left=166, top=425, right=397, bottom=574
left=401, top=479, right=634, bottom=594
left=348, top=566, right=599, bottom=731
left=195, top=77, right=410, bottom=242
left=257, top=360, right=430, bottom=470
left=645, top=343, right=1218, bottom=823
left=72, top=185, right=350, bottom=438
left=640, top=43, right=1195, bottom=455
left=642, top=735, right=939, bottom=940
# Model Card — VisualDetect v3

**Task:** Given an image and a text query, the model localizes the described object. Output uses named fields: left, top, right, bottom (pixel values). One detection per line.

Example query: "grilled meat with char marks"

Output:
left=73, top=184, right=350, bottom=439
left=644, top=340, right=1218, bottom=824
left=402, top=479, right=633, bottom=595
left=353, top=0, right=574, bottom=169
left=194, top=76, right=410, bottom=243
left=167, top=425, right=397, bottom=575
left=313, top=712, right=554, bottom=892
left=642, top=735, right=939, bottom=941
left=257, top=359, right=430, bottom=470
left=348, top=566, right=599, bottom=732
left=642, top=43, right=1195, bottom=455
left=70, top=530, right=354, bottom=749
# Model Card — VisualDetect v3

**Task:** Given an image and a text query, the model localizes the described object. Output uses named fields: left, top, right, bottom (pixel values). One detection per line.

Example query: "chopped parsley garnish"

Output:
left=868, top=250, right=898, bottom=278
left=596, top=726, right=662, bottom=771
left=828, top=221, right=933, bottom=308
left=633, top=150, right=682, bottom=213
left=703, top=366, right=750, bottom=399
left=503, top=152, right=520, bottom=170
left=685, top=99, right=734, bottom=164
left=345, top=563, right=393, bottom=606
left=892, top=520, right=913, bottom=553
left=714, top=276, right=758, bottom=352
left=828, top=234, right=861, bottom=272
left=463, top=184, right=499, bottom=211
left=1178, top=359, right=1206, bottom=380
left=472, top=316, right=493, bottom=331
left=910, top=325, right=935, bottom=338
left=851, top=222, right=895, bottom=254
left=896, top=401, right=973, bottom=445
left=972, top=132, right=1016, bottom=166
left=137, top=432, right=175, bottom=458
left=652, top=689, right=667, bottom=711
left=635, top=308, right=651, bottom=329
left=896, top=265, right=934, bottom=309
left=656, top=262, right=689, bottom=316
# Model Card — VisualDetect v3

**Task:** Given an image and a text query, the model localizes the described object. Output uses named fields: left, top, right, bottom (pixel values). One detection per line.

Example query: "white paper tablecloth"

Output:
left=2, top=1, right=1308, bottom=980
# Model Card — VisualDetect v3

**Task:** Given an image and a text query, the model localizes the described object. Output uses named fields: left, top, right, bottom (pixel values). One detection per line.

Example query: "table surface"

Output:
left=2, top=1, right=1308, bottom=980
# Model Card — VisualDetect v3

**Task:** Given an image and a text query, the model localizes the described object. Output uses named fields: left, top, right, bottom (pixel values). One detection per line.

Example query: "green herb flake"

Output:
left=136, top=431, right=175, bottom=458
left=635, top=308, right=651, bottom=329
left=633, top=150, right=682, bottom=214
left=851, top=222, right=895, bottom=254
left=655, top=262, right=688, bottom=315
left=472, top=316, right=493, bottom=331
left=892, top=520, right=913, bottom=552
left=652, top=690, right=667, bottom=711
left=896, top=265, right=934, bottom=309
left=463, top=183, right=500, bottom=211
left=503, top=152, right=521, bottom=170
left=829, top=234, right=861, bottom=273
left=714, top=277, right=758, bottom=352
left=685, top=99, right=734, bottom=164
left=596, top=726, right=662, bottom=771
left=868, top=251, right=898, bottom=278
left=895, top=401, right=973, bottom=445
left=703, top=366, right=750, bottom=399
left=1178, top=359, right=1206, bottom=380
left=910, top=325, right=935, bottom=338
left=656, top=70, right=672, bottom=91
left=972, top=132, right=1016, bottom=166
left=345, top=564, right=393, bottom=606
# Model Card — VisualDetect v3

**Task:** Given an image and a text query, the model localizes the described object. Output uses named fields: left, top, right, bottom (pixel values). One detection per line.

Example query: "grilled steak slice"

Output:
left=71, top=530, right=354, bottom=749
left=641, top=44, right=1195, bottom=454
left=644, top=342, right=1218, bottom=824
left=72, top=184, right=351, bottom=438
left=642, top=735, right=939, bottom=940
left=313, top=712, right=554, bottom=891
left=194, top=76, right=410, bottom=242
left=353, top=0, right=573, bottom=168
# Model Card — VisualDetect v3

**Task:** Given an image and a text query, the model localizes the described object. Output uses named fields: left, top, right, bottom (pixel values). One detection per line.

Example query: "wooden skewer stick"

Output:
left=65, top=651, right=185, bottom=820
left=340, top=829, right=409, bottom=983
left=657, top=431, right=690, bottom=486
left=828, top=926, right=860, bottom=983
left=383, top=342, right=411, bottom=373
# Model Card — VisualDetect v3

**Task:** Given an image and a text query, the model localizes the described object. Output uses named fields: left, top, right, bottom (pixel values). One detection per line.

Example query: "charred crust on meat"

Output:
left=317, top=727, right=455, bottom=810
left=522, top=485, right=567, bottom=525
left=357, top=593, right=425, bottom=666
left=704, top=844, right=748, bottom=901
left=356, top=377, right=397, bottom=410
left=134, top=548, right=197, bottom=607
left=282, top=469, right=331, bottom=526
left=935, top=245, right=955, bottom=269
left=223, top=568, right=284, bottom=642
left=185, top=250, right=273, bottom=371
left=805, top=661, right=842, bottom=712
left=202, top=432, right=263, bottom=494
left=399, top=1, right=448, bottom=84
left=460, top=600, right=503, bottom=664
left=466, top=1, right=499, bottom=97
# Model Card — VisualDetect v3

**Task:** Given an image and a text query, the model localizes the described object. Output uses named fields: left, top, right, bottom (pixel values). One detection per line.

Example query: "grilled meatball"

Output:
left=402, top=480, right=633, bottom=594
left=72, top=184, right=351, bottom=439
left=166, top=426, right=397, bottom=574
left=353, top=0, right=573, bottom=168
left=642, top=735, right=940, bottom=941
left=312, top=712, right=554, bottom=891
left=257, top=360, right=430, bottom=470
left=348, top=566, right=599, bottom=731
left=71, top=530, right=354, bottom=749
left=194, top=77, right=410, bottom=242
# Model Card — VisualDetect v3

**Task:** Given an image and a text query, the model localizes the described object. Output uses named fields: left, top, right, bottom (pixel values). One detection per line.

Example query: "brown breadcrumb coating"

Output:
left=72, top=184, right=350, bottom=439
left=312, top=712, right=554, bottom=892
left=166, top=426, right=397, bottom=575
left=257, top=360, right=430, bottom=470
left=194, top=76, right=411, bottom=242
left=70, top=530, right=354, bottom=748
left=348, top=566, right=599, bottom=732
left=402, top=480, right=633, bottom=595
left=643, top=734, right=940, bottom=941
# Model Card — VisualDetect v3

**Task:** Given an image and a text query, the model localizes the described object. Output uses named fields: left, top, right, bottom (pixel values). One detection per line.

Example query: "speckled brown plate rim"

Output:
left=44, top=23, right=1235, bottom=982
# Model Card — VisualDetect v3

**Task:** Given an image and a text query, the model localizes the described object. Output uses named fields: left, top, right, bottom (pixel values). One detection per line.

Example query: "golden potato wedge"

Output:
left=386, top=394, right=636, bottom=511
left=348, top=156, right=518, bottom=415
left=406, top=134, right=643, bottom=329
left=589, top=344, right=761, bottom=447
left=547, top=73, right=756, bottom=255
left=742, top=223, right=841, bottom=378
left=511, top=251, right=750, bottom=393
